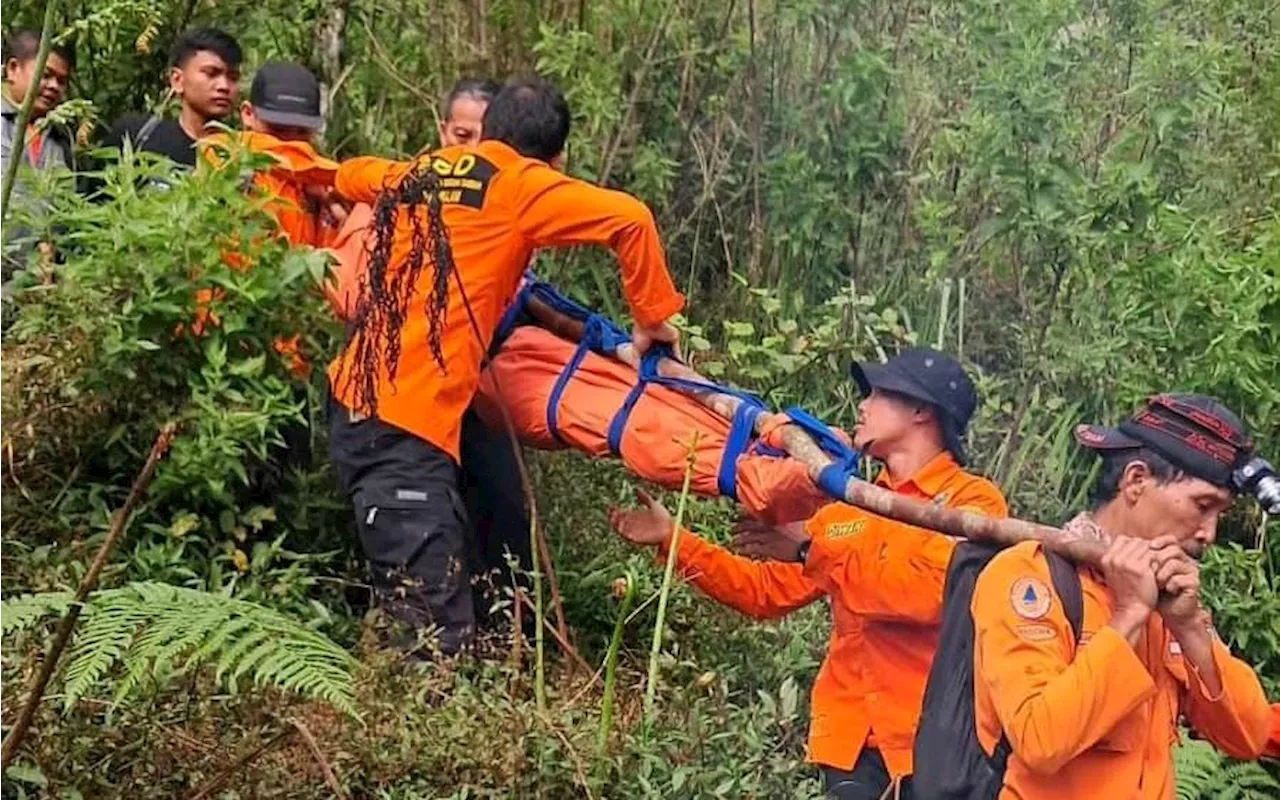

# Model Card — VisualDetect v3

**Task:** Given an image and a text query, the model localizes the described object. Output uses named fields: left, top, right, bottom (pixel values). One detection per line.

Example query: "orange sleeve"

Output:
left=334, top=156, right=418, bottom=204
left=800, top=482, right=1007, bottom=623
left=1180, top=635, right=1272, bottom=759
left=509, top=163, right=685, bottom=328
left=264, top=139, right=338, bottom=185
left=658, top=529, right=823, bottom=619
left=1264, top=704, right=1280, bottom=760
left=972, top=544, right=1157, bottom=775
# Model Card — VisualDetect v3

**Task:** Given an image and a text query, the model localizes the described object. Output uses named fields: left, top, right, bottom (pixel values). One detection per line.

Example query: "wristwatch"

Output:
left=796, top=539, right=812, bottom=564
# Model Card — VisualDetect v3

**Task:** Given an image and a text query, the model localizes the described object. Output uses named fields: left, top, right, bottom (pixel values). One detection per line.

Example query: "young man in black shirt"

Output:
left=104, top=28, right=242, bottom=169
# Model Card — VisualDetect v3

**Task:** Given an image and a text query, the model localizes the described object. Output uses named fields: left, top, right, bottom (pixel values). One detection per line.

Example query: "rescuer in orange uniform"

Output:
left=328, top=77, right=685, bottom=656
left=971, top=395, right=1272, bottom=799
left=206, top=61, right=346, bottom=248
left=199, top=62, right=345, bottom=387
left=612, top=349, right=1007, bottom=798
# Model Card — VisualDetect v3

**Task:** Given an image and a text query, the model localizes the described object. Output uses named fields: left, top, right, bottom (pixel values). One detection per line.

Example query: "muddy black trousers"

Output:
left=328, top=393, right=531, bottom=655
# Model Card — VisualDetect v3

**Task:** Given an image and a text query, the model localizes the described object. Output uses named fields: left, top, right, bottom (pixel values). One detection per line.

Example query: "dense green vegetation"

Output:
left=2, top=0, right=1278, bottom=796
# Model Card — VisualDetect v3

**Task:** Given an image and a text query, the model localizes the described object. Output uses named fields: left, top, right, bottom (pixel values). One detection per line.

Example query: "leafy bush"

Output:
left=2, top=143, right=351, bottom=613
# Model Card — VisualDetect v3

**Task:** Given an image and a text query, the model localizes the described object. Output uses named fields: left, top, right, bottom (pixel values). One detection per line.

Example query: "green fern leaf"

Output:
left=2, top=582, right=360, bottom=718
left=1174, top=736, right=1280, bottom=800
left=1, top=591, right=76, bottom=636
left=61, top=594, right=152, bottom=710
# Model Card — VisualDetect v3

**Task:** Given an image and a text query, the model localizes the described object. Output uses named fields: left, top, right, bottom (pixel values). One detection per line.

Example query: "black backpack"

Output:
left=911, top=541, right=1084, bottom=800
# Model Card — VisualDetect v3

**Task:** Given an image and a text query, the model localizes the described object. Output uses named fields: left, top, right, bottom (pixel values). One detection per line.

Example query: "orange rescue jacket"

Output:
left=202, top=131, right=341, bottom=248
left=328, top=140, right=685, bottom=462
left=197, top=132, right=342, bottom=375
left=972, top=541, right=1271, bottom=799
left=662, top=450, right=1007, bottom=774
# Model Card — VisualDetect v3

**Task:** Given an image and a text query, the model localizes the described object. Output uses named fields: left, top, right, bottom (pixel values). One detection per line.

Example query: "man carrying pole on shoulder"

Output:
left=968, top=394, right=1271, bottom=798
left=612, top=348, right=1006, bottom=798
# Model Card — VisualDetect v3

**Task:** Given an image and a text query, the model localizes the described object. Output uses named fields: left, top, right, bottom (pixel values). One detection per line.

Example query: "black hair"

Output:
left=1089, top=447, right=1187, bottom=509
left=4, top=28, right=76, bottom=67
left=442, top=78, right=500, bottom=120
left=480, top=76, right=570, bottom=162
left=332, top=165, right=455, bottom=416
left=169, top=27, right=242, bottom=69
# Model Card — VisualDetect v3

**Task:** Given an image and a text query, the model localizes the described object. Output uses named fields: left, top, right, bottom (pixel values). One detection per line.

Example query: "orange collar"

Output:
left=873, top=450, right=961, bottom=495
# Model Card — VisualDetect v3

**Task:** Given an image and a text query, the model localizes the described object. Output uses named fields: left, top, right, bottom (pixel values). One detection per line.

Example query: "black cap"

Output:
left=1074, top=394, right=1253, bottom=490
left=851, top=348, right=978, bottom=465
left=249, top=62, right=323, bottom=131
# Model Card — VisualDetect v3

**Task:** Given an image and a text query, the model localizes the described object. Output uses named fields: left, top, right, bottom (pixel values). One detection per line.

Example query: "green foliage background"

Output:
left=2, top=0, right=1278, bottom=796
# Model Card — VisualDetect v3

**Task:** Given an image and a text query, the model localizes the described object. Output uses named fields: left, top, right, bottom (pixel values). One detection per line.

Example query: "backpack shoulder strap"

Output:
left=132, top=114, right=164, bottom=150
left=986, top=549, right=1084, bottom=796
left=1045, top=549, right=1085, bottom=644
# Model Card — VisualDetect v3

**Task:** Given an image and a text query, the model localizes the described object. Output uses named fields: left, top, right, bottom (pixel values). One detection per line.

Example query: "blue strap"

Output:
left=547, top=315, right=610, bottom=445
left=494, top=272, right=632, bottom=353
left=493, top=270, right=538, bottom=345
left=717, top=401, right=764, bottom=499
left=750, top=441, right=788, bottom=459
left=783, top=406, right=861, bottom=501
left=633, top=348, right=765, bottom=407
left=607, top=345, right=769, bottom=487
left=605, top=346, right=672, bottom=456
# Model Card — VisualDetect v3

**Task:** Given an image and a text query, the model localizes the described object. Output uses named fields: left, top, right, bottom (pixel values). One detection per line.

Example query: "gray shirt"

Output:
left=2, top=93, right=73, bottom=291
left=1, top=93, right=70, bottom=176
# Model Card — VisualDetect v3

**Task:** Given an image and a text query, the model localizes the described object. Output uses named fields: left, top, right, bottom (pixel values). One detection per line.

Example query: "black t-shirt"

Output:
left=103, top=113, right=198, bottom=169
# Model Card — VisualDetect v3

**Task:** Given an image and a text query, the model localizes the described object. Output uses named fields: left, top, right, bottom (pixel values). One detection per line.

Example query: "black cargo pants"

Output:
left=328, top=393, right=474, bottom=655
left=458, top=407, right=533, bottom=622
left=822, top=749, right=913, bottom=800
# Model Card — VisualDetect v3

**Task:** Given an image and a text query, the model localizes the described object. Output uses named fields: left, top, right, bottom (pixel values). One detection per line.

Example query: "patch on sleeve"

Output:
left=1009, top=576, right=1052, bottom=619
left=825, top=519, right=867, bottom=540
left=1014, top=623, right=1058, bottom=642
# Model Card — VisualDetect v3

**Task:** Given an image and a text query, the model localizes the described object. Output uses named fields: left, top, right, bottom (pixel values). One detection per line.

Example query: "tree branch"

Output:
left=1, top=422, right=177, bottom=773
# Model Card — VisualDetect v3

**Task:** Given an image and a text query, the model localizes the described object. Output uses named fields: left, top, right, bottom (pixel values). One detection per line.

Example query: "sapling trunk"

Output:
left=643, top=435, right=699, bottom=732
left=0, top=422, right=175, bottom=773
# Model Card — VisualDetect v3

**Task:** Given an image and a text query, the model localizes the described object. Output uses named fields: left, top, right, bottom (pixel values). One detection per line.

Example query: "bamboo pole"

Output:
left=522, top=297, right=1107, bottom=566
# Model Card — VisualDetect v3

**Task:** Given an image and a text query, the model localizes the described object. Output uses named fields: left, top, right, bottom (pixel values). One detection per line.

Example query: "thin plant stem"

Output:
left=643, top=434, right=699, bottom=732
left=598, top=569, right=637, bottom=755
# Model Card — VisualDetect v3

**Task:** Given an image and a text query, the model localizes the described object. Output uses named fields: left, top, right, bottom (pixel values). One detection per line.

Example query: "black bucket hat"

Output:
left=851, top=348, right=978, bottom=465
left=1073, top=394, right=1253, bottom=489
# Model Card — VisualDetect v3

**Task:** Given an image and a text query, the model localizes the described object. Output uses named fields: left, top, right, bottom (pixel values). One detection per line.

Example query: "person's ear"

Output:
left=4, top=57, right=20, bottom=80
left=548, top=151, right=567, bottom=172
left=168, top=66, right=184, bottom=95
left=239, top=101, right=254, bottom=128
left=1120, top=460, right=1151, bottom=505
left=912, top=403, right=935, bottom=424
